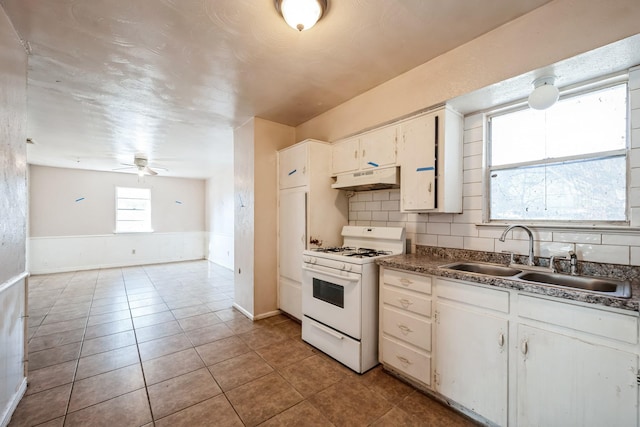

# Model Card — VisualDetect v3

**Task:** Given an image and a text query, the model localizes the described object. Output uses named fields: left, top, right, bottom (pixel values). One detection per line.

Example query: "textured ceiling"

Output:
left=1, top=0, right=552, bottom=178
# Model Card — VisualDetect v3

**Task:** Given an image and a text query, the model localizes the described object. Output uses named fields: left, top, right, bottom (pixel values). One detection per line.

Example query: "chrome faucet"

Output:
left=569, top=251, right=578, bottom=275
left=499, top=224, right=535, bottom=266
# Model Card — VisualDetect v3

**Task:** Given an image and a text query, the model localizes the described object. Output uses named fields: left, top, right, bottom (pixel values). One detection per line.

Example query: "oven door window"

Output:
left=312, top=278, right=344, bottom=308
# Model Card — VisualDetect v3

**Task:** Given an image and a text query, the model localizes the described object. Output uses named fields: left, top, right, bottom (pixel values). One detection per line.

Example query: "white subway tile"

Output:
left=365, top=201, right=382, bottom=211
left=355, top=220, right=372, bottom=226
left=631, top=148, right=640, bottom=168
left=405, top=222, right=427, bottom=234
left=632, top=168, right=640, bottom=187
left=387, top=221, right=407, bottom=228
left=631, top=246, right=640, bottom=266
left=464, top=113, right=484, bottom=130
left=407, top=213, right=428, bottom=223
left=537, top=242, right=574, bottom=258
left=389, top=190, right=401, bottom=201
left=463, top=168, right=483, bottom=184
left=427, top=213, right=453, bottom=223
left=388, top=211, right=408, bottom=222
left=495, top=239, right=529, bottom=256
left=372, top=211, right=389, bottom=221
left=427, top=222, right=451, bottom=235
left=357, top=211, right=372, bottom=221
left=463, top=140, right=483, bottom=157
left=464, top=127, right=484, bottom=143
left=463, top=182, right=483, bottom=198
left=438, top=235, right=464, bottom=249
left=630, top=68, right=640, bottom=91
left=463, top=154, right=482, bottom=171
left=632, top=128, right=640, bottom=149
left=350, top=201, right=365, bottom=211
left=630, top=187, right=640, bottom=207
left=381, top=200, right=400, bottom=211
left=553, top=232, right=601, bottom=244
left=632, top=109, right=640, bottom=130
left=370, top=221, right=388, bottom=227
left=451, top=223, right=479, bottom=237
left=349, top=220, right=358, bottom=225
left=416, top=233, right=438, bottom=246
left=575, top=244, right=629, bottom=264
left=453, top=209, right=483, bottom=224
left=463, top=196, right=483, bottom=210
left=631, top=88, right=640, bottom=110
left=631, top=207, right=640, bottom=228
left=478, top=228, right=504, bottom=239
left=357, top=192, right=373, bottom=202
left=464, top=237, right=495, bottom=252
left=602, top=233, right=640, bottom=245
left=372, top=191, right=390, bottom=201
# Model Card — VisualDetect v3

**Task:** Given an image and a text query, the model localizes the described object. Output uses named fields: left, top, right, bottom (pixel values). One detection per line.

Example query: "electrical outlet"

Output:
left=132, top=249, right=136, bottom=255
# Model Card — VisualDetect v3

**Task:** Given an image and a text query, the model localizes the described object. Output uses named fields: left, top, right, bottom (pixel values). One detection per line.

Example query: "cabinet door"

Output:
left=360, top=126, right=397, bottom=170
left=279, top=144, right=308, bottom=189
left=435, top=301, right=508, bottom=427
left=278, top=189, right=306, bottom=283
left=517, top=324, right=638, bottom=427
left=331, top=137, right=360, bottom=175
left=400, top=113, right=436, bottom=211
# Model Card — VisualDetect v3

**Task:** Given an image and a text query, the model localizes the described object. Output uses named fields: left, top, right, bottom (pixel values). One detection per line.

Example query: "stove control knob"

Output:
left=342, top=263, right=351, bottom=271
left=303, top=256, right=316, bottom=264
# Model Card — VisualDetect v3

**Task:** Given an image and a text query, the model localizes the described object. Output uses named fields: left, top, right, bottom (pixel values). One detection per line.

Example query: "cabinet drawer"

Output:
left=383, top=306, right=431, bottom=351
left=383, top=286, right=431, bottom=317
left=382, top=336, right=431, bottom=386
left=437, top=278, right=509, bottom=313
left=519, top=294, right=638, bottom=344
left=383, top=269, right=432, bottom=294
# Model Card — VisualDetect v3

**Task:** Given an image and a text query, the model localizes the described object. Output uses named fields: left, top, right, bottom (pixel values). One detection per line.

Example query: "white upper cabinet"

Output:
left=399, top=106, right=463, bottom=213
left=279, top=142, right=309, bottom=189
left=331, top=126, right=398, bottom=176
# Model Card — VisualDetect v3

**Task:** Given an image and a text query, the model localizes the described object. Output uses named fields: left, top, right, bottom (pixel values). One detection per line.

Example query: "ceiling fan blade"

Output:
left=112, top=166, right=135, bottom=171
left=144, top=166, right=158, bottom=176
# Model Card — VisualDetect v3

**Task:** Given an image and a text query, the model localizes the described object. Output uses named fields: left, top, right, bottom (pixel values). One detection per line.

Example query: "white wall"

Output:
left=206, top=163, right=234, bottom=270
left=0, top=5, right=28, bottom=426
left=28, top=165, right=207, bottom=273
left=347, top=68, right=640, bottom=266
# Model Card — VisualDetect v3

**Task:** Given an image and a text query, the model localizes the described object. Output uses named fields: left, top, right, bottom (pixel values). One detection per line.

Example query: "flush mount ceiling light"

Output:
left=528, top=76, right=560, bottom=110
left=275, top=0, right=327, bottom=31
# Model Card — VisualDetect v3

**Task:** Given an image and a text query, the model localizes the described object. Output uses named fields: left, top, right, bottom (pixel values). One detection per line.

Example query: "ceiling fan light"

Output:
left=276, top=0, right=326, bottom=31
left=528, top=76, right=560, bottom=110
left=137, top=167, right=145, bottom=177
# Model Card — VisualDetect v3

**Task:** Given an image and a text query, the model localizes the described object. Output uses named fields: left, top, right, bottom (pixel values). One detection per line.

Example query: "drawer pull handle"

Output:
left=397, top=324, right=413, bottom=335
left=521, top=339, right=528, bottom=355
left=498, top=333, right=505, bottom=348
left=396, top=355, right=412, bottom=366
left=398, top=298, right=413, bottom=308
left=311, top=322, right=344, bottom=341
left=399, top=278, right=413, bottom=286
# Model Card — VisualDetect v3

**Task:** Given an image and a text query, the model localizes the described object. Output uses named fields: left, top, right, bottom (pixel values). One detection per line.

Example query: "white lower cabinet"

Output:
left=379, top=270, right=640, bottom=426
left=434, top=279, right=509, bottom=426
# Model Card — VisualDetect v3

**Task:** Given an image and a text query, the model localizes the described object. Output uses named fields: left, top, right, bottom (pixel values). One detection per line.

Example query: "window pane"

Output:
left=116, top=221, right=151, bottom=233
left=117, top=210, right=149, bottom=221
left=115, top=187, right=151, bottom=233
left=116, top=187, right=150, bottom=199
left=117, top=199, right=149, bottom=210
left=491, top=84, right=627, bottom=166
left=490, top=156, right=626, bottom=221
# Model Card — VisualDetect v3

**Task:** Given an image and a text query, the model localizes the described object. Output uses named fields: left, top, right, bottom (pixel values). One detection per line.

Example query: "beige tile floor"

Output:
left=9, top=260, right=477, bottom=427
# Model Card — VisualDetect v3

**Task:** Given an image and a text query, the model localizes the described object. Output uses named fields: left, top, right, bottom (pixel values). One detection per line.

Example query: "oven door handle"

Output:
left=311, top=321, right=344, bottom=340
left=302, top=266, right=360, bottom=282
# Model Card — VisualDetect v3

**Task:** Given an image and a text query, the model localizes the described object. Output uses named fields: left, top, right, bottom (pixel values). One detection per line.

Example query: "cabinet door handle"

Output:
left=398, top=298, right=413, bottom=308
left=354, top=150, right=358, bottom=158
left=397, top=324, right=413, bottom=335
left=396, top=355, right=412, bottom=366
left=428, top=182, right=432, bottom=193
left=521, top=339, right=528, bottom=355
left=362, top=149, right=366, bottom=157
left=498, top=333, right=505, bottom=348
left=399, top=278, right=413, bottom=286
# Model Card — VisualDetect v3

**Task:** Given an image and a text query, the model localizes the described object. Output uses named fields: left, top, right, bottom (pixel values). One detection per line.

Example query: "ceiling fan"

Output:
left=114, top=155, right=166, bottom=176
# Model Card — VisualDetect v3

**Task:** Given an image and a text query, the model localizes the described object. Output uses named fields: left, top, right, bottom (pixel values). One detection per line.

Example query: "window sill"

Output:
left=114, top=230, right=154, bottom=234
left=477, top=223, right=640, bottom=234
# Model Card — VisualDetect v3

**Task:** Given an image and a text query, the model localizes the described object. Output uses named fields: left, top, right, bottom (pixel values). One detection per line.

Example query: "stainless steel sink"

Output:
left=517, top=271, right=631, bottom=298
left=441, top=262, right=522, bottom=277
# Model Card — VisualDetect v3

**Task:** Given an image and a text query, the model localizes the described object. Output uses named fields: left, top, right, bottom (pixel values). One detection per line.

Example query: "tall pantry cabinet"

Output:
left=277, top=139, right=348, bottom=320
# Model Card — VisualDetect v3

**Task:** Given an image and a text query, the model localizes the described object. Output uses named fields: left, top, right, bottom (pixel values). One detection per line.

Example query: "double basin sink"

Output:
left=440, top=262, right=631, bottom=298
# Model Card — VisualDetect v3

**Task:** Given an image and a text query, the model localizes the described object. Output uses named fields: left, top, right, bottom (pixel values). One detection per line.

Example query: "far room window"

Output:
left=487, top=82, right=628, bottom=223
left=115, top=187, right=152, bottom=233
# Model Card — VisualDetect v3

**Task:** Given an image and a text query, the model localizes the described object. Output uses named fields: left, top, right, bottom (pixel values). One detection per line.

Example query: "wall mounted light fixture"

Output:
left=527, top=76, right=560, bottom=110
left=275, top=0, right=327, bottom=31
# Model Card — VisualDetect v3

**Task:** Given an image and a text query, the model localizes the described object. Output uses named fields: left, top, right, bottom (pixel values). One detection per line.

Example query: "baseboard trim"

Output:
left=29, top=256, right=206, bottom=275
left=0, top=377, right=27, bottom=427
left=232, top=303, right=254, bottom=320
left=253, top=310, right=282, bottom=321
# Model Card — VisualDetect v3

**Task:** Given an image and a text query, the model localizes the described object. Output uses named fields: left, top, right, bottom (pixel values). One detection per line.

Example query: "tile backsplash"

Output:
left=348, top=67, right=640, bottom=267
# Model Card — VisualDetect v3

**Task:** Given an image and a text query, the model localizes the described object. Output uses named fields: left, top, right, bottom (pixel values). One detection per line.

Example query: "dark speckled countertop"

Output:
left=377, top=253, right=640, bottom=312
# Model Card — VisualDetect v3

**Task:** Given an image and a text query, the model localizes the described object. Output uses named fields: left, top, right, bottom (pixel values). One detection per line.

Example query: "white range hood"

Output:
left=331, top=166, right=400, bottom=191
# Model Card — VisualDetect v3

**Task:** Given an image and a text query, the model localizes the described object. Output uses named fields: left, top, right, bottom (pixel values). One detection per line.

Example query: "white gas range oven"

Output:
left=301, top=226, right=406, bottom=373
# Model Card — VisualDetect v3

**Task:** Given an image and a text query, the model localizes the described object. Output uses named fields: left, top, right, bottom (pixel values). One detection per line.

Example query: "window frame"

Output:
left=114, top=186, right=153, bottom=233
left=483, top=77, right=630, bottom=226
